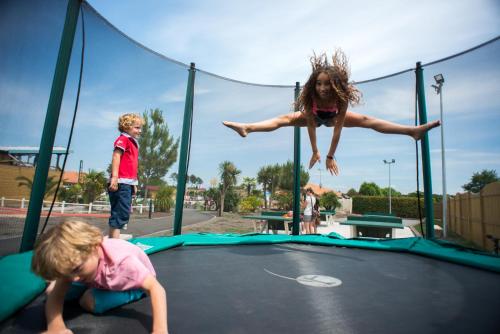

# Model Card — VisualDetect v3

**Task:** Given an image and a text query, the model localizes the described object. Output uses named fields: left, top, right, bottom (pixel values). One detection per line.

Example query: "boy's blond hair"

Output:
left=118, top=113, right=143, bottom=132
left=32, top=220, right=103, bottom=280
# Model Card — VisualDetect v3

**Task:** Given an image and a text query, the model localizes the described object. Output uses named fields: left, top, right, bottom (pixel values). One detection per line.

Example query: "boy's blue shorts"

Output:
left=66, top=282, right=146, bottom=314
left=108, top=183, right=133, bottom=229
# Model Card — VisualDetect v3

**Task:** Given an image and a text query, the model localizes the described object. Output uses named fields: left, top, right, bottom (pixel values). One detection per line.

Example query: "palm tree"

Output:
left=218, top=161, right=241, bottom=216
left=241, top=177, right=256, bottom=196
left=257, top=166, right=273, bottom=208
left=16, top=175, right=59, bottom=199
left=82, top=169, right=107, bottom=203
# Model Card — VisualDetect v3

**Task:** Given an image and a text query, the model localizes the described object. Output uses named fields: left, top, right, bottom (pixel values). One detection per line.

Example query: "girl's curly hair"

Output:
left=296, top=49, right=361, bottom=113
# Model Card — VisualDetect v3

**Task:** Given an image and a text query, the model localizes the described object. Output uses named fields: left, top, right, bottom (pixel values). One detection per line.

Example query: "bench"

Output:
left=242, top=211, right=293, bottom=234
left=347, top=214, right=402, bottom=224
left=342, top=218, right=404, bottom=239
left=319, top=210, right=336, bottom=223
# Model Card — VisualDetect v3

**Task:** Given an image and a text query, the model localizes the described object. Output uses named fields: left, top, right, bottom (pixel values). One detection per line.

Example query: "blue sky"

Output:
left=1, top=0, right=499, bottom=195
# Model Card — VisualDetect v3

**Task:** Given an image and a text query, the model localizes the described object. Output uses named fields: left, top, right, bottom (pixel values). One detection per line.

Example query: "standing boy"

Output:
left=109, top=113, right=143, bottom=239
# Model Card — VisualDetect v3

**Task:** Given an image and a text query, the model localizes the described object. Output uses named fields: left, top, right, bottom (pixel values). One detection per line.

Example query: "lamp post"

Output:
left=383, top=159, right=395, bottom=214
left=432, top=73, right=447, bottom=238
left=317, top=167, right=323, bottom=188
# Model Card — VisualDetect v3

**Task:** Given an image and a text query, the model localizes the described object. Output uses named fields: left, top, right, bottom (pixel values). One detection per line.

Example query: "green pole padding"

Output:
left=173, top=63, right=196, bottom=235
left=415, top=62, right=435, bottom=239
left=292, top=82, right=301, bottom=235
left=20, top=0, right=81, bottom=252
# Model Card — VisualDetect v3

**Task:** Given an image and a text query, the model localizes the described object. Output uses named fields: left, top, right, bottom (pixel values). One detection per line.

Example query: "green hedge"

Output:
left=352, top=196, right=426, bottom=218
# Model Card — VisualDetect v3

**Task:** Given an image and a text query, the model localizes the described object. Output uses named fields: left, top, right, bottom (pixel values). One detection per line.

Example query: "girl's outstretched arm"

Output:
left=306, top=116, right=321, bottom=169
left=326, top=105, right=347, bottom=175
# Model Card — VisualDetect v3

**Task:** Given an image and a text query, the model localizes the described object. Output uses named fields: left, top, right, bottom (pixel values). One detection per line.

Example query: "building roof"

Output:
left=0, top=146, right=71, bottom=154
left=304, top=183, right=341, bottom=197
left=62, top=171, right=81, bottom=184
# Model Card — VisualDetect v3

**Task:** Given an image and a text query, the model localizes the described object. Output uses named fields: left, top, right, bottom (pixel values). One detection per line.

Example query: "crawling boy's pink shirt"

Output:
left=91, top=237, right=156, bottom=291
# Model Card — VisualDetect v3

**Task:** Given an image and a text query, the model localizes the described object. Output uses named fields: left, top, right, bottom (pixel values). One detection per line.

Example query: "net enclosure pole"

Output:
left=292, top=82, right=301, bottom=235
left=173, top=62, right=196, bottom=235
left=20, top=0, right=81, bottom=252
left=415, top=62, right=435, bottom=239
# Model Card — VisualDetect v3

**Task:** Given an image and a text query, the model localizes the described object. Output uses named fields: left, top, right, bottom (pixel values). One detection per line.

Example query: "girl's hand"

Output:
left=309, top=151, right=321, bottom=169
left=326, top=158, right=339, bottom=176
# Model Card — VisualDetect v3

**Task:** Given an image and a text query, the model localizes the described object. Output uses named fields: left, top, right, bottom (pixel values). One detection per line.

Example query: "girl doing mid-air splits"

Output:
left=223, top=50, right=440, bottom=176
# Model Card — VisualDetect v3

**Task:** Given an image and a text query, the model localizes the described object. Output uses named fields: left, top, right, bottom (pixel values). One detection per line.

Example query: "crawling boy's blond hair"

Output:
left=32, top=220, right=103, bottom=281
left=118, top=113, right=143, bottom=132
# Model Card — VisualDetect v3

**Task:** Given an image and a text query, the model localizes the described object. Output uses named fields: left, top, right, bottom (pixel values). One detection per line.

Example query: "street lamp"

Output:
left=383, top=159, right=396, bottom=214
left=317, top=167, right=323, bottom=188
left=432, top=73, right=447, bottom=238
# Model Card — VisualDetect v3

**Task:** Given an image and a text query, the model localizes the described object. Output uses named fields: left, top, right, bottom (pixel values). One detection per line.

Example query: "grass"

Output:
left=181, top=212, right=255, bottom=234
left=412, top=219, right=484, bottom=250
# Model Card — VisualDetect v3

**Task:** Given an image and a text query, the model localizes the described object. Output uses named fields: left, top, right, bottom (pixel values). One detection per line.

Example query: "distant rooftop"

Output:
left=0, top=146, right=71, bottom=154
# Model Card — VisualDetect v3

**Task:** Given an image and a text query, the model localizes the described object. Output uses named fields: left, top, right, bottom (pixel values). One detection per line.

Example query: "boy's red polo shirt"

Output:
left=113, top=133, right=139, bottom=185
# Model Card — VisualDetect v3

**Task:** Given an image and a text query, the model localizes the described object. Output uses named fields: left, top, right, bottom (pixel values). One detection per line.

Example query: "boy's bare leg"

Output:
left=343, top=111, right=440, bottom=140
left=109, top=227, right=120, bottom=239
left=223, top=112, right=307, bottom=137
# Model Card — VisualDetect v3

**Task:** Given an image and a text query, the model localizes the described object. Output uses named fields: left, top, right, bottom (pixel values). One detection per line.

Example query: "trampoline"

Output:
left=1, top=235, right=500, bottom=334
left=2, top=2, right=500, bottom=333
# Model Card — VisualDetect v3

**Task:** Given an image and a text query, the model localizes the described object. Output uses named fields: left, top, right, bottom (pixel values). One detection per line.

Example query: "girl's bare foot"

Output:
left=412, top=120, right=441, bottom=140
left=223, top=121, right=248, bottom=137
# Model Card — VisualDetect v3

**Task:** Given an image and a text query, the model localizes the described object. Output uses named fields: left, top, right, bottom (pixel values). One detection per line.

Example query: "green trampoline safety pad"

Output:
left=0, top=251, right=46, bottom=322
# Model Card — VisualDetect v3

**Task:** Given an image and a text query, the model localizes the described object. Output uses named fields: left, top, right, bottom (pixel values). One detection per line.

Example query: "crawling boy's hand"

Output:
left=42, top=328, right=73, bottom=334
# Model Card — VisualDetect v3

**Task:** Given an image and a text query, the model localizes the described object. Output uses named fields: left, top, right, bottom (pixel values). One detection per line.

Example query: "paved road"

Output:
left=0, top=209, right=215, bottom=257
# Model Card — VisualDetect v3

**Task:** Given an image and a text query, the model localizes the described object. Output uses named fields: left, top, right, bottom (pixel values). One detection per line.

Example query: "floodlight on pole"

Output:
left=383, top=159, right=396, bottom=214
left=318, top=167, right=323, bottom=188
left=432, top=73, right=447, bottom=238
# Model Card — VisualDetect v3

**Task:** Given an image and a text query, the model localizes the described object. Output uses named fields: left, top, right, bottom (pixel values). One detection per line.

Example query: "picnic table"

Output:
left=242, top=215, right=293, bottom=234
left=341, top=219, right=404, bottom=239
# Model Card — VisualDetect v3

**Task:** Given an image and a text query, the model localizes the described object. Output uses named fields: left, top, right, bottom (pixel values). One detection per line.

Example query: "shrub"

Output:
left=155, top=185, right=175, bottom=212
left=239, top=196, right=263, bottom=213
left=223, top=188, right=240, bottom=212
left=320, top=192, right=340, bottom=211
left=272, top=191, right=293, bottom=210
left=352, top=196, right=426, bottom=218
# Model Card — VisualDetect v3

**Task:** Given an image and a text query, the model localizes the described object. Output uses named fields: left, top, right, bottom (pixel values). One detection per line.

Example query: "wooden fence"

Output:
left=435, top=182, right=500, bottom=252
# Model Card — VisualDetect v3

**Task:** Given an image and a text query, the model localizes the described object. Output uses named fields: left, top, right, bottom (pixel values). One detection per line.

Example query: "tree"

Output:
left=272, top=191, right=293, bottom=210
left=241, top=177, right=256, bottom=196
left=381, top=187, right=402, bottom=197
left=218, top=161, right=241, bottom=216
left=82, top=169, right=107, bottom=203
left=16, top=175, right=59, bottom=199
left=189, top=174, right=197, bottom=187
left=139, top=108, right=180, bottom=199
left=170, top=172, right=178, bottom=185
left=205, top=187, right=220, bottom=212
left=278, top=161, right=310, bottom=191
left=58, top=184, right=83, bottom=203
left=321, top=191, right=341, bottom=211
left=462, top=169, right=499, bottom=193
left=346, top=188, right=358, bottom=197
left=358, top=182, right=382, bottom=196
left=257, top=166, right=273, bottom=208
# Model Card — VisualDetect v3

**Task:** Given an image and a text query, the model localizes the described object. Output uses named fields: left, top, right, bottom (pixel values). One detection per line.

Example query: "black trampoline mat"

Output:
left=2, top=244, right=500, bottom=334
